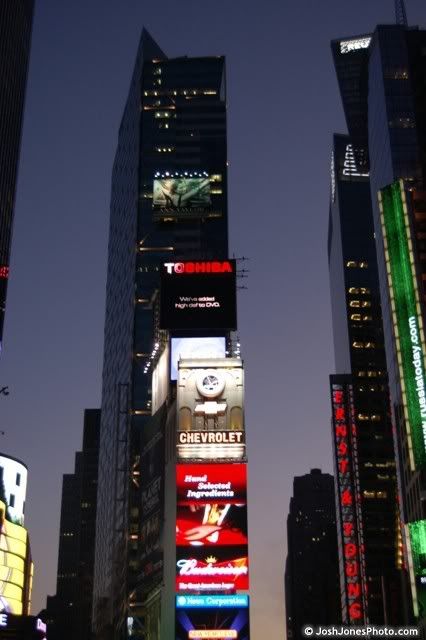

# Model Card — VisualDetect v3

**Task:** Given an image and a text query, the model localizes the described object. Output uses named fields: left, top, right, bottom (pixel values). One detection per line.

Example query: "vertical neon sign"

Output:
left=332, top=383, right=366, bottom=623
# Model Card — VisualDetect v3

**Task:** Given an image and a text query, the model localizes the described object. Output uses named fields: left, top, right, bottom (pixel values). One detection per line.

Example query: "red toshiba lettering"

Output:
left=335, top=407, right=345, bottom=421
left=349, top=602, right=362, bottom=620
left=344, top=543, right=357, bottom=559
left=347, top=583, right=361, bottom=598
left=343, top=522, right=354, bottom=537
left=341, top=489, right=353, bottom=506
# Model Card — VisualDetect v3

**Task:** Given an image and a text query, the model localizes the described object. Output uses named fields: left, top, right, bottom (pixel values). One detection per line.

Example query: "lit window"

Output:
left=357, top=371, right=366, bottom=377
left=352, top=341, right=363, bottom=348
left=350, top=313, right=362, bottom=321
left=358, top=413, right=369, bottom=421
left=346, top=261, right=357, bottom=268
left=350, top=300, right=360, bottom=308
left=363, top=491, right=376, bottom=499
left=363, top=315, right=372, bottom=321
left=360, top=287, right=370, bottom=294
left=361, top=301, right=371, bottom=308
left=349, top=287, right=360, bottom=294
left=367, top=371, right=378, bottom=378
left=359, top=261, right=368, bottom=268
left=376, top=491, right=388, bottom=499
left=365, top=342, right=376, bottom=348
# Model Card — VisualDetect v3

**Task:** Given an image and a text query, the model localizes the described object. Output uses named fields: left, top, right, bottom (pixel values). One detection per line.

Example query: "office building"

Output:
left=44, top=409, right=100, bottom=640
left=92, top=29, right=246, bottom=640
left=0, top=0, right=34, bottom=351
left=284, top=469, right=340, bottom=639
left=330, top=4, right=426, bottom=623
left=328, top=130, right=405, bottom=623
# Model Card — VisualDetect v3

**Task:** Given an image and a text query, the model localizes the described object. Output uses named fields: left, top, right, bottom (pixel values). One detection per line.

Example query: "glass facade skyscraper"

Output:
left=330, top=20, right=426, bottom=626
left=93, top=29, right=230, bottom=639
left=0, top=0, right=34, bottom=351
left=328, top=132, right=405, bottom=624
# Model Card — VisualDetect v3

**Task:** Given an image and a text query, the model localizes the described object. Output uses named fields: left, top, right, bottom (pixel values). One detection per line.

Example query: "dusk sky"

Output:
left=1, top=0, right=425, bottom=636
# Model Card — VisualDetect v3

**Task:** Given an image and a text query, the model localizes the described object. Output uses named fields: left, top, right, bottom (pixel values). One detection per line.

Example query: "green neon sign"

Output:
left=409, top=520, right=426, bottom=576
left=379, top=180, right=426, bottom=469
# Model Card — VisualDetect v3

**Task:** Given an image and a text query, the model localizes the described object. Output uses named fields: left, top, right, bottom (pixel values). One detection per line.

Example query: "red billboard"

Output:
left=176, top=464, right=247, bottom=505
left=176, top=503, right=248, bottom=547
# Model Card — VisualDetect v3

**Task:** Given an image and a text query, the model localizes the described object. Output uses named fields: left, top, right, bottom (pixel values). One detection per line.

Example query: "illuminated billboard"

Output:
left=153, top=177, right=211, bottom=210
left=331, top=381, right=366, bottom=624
left=176, top=464, right=247, bottom=505
left=160, top=261, right=237, bottom=331
left=176, top=545, right=249, bottom=593
left=177, top=359, right=245, bottom=461
left=177, top=503, right=248, bottom=547
left=379, top=181, right=426, bottom=469
left=407, top=520, right=426, bottom=618
left=176, top=602, right=250, bottom=639
left=0, top=500, right=29, bottom=616
left=171, top=337, right=226, bottom=381
left=0, top=455, right=27, bottom=526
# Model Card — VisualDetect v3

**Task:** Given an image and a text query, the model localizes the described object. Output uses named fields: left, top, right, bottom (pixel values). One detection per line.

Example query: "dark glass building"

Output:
left=328, top=130, right=406, bottom=623
left=284, top=469, right=340, bottom=639
left=330, top=13, right=426, bottom=624
left=92, top=29, right=230, bottom=639
left=44, top=409, right=100, bottom=640
left=0, top=0, right=34, bottom=351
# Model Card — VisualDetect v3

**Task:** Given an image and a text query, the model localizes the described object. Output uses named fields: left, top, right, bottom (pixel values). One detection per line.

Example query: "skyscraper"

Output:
left=330, top=6, right=426, bottom=625
left=328, top=131, right=405, bottom=621
left=0, top=0, right=34, bottom=351
left=44, top=409, right=100, bottom=640
left=93, top=29, right=235, bottom=640
left=284, top=469, right=340, bottom=639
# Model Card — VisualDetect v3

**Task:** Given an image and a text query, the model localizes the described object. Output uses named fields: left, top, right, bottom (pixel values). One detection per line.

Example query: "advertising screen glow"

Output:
left=379, top=180, right=426, bottom=469
left=171, top=337, right=226, bottom=381
left=176, top=604, right=249, bottom=640
left=176, top=464, right=247, bottom=504
left=160, top=261, right=237, bottom=331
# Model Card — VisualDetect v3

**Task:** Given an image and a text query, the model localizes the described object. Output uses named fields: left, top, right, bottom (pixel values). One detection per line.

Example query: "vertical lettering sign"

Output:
left=379, top=180, right=426, bottom=469
left=332, top=384, right=365, bottom=623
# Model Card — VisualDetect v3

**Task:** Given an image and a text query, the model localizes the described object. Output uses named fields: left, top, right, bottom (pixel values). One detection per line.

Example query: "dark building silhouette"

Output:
left=285, top=469, right=340, bottom=640
left=0, top=0, right=34, bottom=350
left=92, top=29, right=231, bottom=639
left=43, top=409, right=100, bottom=640
left=328, top=132, right=405, bottom=624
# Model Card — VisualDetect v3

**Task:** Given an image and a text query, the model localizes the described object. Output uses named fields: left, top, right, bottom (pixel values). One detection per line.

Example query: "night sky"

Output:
left=1, top=0, right=425, bottom=636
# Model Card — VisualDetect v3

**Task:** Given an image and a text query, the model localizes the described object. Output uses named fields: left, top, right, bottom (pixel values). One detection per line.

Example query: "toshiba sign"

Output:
left=160, top=259, right=236, bottom=331
left=164, top=261, right=233, bottom=275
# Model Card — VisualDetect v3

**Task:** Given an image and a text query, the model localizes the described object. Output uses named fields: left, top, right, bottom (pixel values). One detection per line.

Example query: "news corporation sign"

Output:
left=379, top=180, right=426, bottom=469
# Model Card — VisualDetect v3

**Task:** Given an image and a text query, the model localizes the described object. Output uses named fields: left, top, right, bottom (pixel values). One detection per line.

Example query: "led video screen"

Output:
left=160, top=261, right=237, bottom=331
left=176, top=503, right=248, bottom=547
left=176, top=545, right=249, bottom=593
left=153, top=178, right=211, bottom=211
left=176, top=464, right=247, bottom=505
left=176, top=604, right=250, bottom=640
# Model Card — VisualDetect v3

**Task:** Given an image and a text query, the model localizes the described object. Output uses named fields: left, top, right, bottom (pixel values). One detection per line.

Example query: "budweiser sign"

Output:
left=176, top=550, right=249, bottom=592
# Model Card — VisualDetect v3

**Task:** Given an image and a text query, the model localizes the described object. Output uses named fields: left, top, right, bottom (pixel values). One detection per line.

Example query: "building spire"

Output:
left=395, top=0, right=408, bottom=26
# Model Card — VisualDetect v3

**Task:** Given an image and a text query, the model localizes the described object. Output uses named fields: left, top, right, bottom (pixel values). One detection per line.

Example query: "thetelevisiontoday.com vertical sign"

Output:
left=379, top=180, right=426, bottom=469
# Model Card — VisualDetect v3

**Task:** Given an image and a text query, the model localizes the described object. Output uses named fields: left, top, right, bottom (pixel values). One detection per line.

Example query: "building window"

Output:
left=16, top=473, right=21, bottom=486
left=9, top=494, right=15, bottom=508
